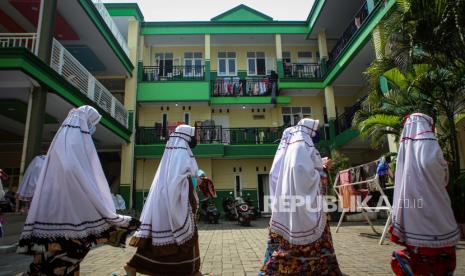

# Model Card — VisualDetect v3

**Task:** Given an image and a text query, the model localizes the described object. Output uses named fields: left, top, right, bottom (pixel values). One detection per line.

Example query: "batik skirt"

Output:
left=127, top=231, right=201, bottom=276
left=259, top=223, right=342, bottom=276
left=18, top=219, right=140, bottom=276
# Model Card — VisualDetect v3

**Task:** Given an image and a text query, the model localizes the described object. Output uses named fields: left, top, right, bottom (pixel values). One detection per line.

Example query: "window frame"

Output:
left=218, top=52, right=237, bottom=77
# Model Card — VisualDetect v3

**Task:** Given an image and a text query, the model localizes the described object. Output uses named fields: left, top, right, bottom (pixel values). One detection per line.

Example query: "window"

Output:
left=247, top=52, right=266, bottom=76
left=218, top=52, right=236, bottom=76
left=253, top=114, right=265, bottom=120
left=316, top=51, right=321, bottom=63
left=155, top=53, right=174, bottom=77
left=184, top=112, right=190, bottom=125
left=184, top=52, right=202, bottom=76
left=281, top=106, right=312, bottom=126
left=235, top=175, right=241, bottom=197
left=297, top=52, right=312, bottom=64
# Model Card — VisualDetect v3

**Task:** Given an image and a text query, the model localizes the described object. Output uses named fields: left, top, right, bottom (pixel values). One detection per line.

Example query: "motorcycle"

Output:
left=244, top=193, right=261, bottom=220
left=200, top=197, right=220, bottom=224
left=235, top=197, right=252, bottom=226
left=222, top=192, right=238, bottom=221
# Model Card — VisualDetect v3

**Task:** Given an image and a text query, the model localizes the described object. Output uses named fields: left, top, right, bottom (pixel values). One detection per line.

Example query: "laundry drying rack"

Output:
left=333, top=161, right=393, bottom=245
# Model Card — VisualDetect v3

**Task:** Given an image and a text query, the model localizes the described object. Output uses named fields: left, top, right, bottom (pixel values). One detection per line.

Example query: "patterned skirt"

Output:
left=127, top=231, right=201, bottom=276
left=18, top=219, right=140, bottom=276
left=390, top=228, right=457, bottom=276
left=259, top=223, right=342, bottom=276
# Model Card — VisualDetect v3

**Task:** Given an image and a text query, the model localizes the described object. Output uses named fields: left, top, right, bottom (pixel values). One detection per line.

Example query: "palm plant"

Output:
left=355, top=0, right=465, bottom=219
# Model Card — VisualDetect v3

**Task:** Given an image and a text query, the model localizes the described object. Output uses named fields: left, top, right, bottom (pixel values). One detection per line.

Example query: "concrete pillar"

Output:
left=22, top=0, right=57, bottom=172
left=204, top=34, right=211, bottom=82
left=275, top=34, right=283, bottom=78
left=317, top=30, right=329, bottom=74
left=120, top=19, right=140, bottom=208
left=317, top=31, right=328, bottom=59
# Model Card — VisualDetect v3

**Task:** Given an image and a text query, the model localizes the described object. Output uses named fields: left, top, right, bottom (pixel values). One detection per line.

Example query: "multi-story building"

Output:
left=0, top=0, right=137, bottom=204
left=1, top=0, right=464, bottom=213
left=112, top=0, right=394, bottom=211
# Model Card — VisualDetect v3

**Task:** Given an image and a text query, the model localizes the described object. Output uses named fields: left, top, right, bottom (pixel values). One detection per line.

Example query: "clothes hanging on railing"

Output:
left=213, top=78, right=245, bottom=96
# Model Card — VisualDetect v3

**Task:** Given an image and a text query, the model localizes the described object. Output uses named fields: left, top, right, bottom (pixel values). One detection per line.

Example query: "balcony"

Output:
left=0, top=34, right=128, bottom=128
left=142, top=65, right=205, bottom=81
left=210, top=77, right=274, bottom=97
left=326, top=1, right=371, bottom=69
left=0, top=33, right=37, bottom=53
left=92, top=0, right=130, bottom=56
left=282, top=63, right=322, bottom=80
left=137, top=125, right=331, bottom=145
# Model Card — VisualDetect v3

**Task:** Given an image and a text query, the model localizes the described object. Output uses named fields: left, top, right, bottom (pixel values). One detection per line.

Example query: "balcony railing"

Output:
left=327, top=1, right=371, bottom=69
left=335, top=96, right=367, bottom=135
left=211, top=77, right=275, bottom=97
left=92, top=0, right=129, bottom=56
left=50, top=38, right=128, bottom=127
left=142, top=65, right=205, bottom=81
left=0, top=33, right=37, bottom=53
left=283, top=63, right=322, bottom=79
left=137, top=125, right=330, bottom=145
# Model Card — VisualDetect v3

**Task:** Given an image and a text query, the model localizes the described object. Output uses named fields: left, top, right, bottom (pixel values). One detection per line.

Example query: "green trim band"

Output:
left=210, top=96, right=291, bottom=105
left=79, top=0, right=134, bottom=75
left=0, top=48, right=131, bottom=141
left=104, top=3, right=144, bottom=21
left=305, top=0, right=326, bottom=36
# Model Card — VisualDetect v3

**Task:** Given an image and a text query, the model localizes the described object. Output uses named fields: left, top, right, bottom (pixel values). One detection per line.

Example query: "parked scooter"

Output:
left=235, top=196, right=252, bottom=226
left=200, top=197, right=220, bottom=224
left=222, top=192, right=238, bottom=221
left=244, top=193, right=261, bottom=220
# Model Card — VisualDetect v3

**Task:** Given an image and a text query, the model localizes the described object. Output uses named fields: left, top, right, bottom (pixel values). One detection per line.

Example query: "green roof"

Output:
left=211, top=4, right=273, bottom=22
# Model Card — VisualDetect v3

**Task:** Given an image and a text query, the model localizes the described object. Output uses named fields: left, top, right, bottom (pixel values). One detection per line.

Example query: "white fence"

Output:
left=50, top=38, right=128, bottom=127
left=92, top=0, right=130, bottom=56
left=0, top=33, right=37, bottom=53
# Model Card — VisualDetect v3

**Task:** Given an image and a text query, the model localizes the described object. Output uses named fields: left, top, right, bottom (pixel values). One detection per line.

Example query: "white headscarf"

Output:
left=17, top=155, right=46, bottom=201
left=392, top=113, right=460, bottom=248
left=19, top=106, right=131, bottom=242
left=133, top=124, right=198, bottom=246
left=269, top=127, right=293, bottom=199
left=270, top=118, right=326, bottom=245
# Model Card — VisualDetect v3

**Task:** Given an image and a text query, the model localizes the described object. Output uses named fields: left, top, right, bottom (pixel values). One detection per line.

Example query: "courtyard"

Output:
left=1, top=218, right=464, bottom=275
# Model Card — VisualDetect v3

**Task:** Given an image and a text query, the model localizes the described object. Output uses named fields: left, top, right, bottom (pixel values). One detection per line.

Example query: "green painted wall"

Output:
left=137, top=82, right=210, bottom=102
left=223, top=144, right=278, bottom=158
left=141, top=24, right=307, bottom=35
left=210, top=96, right=290, bottom=105
left=104, top=3, right=144, bottom=21
left=134, top=144, right=279, bottom=158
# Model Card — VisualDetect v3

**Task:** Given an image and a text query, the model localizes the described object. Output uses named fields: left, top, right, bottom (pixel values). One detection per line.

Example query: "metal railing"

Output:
left=142, top=65, right=205, bottom=81
left=327, top=1, right=371, bottom=69
left=92, top=0, right=129, bottom=56
left=137, top=125, right=330, bottom=145
left=50, top=39, right=128, bottom=127
left=0, top=33, right=37, bottom=53
left=211, top=77, right=275, bottom=97
left=283, top=63, right=322, bottom=79
left=335, top=96, right=367, bottom=135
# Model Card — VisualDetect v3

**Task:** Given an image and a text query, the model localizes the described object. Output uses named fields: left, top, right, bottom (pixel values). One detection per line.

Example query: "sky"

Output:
left=103, top=0, right=315, bottom=22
